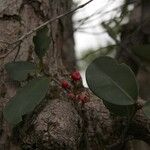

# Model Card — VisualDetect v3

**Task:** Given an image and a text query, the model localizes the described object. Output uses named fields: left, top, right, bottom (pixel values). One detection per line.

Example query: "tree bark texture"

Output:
left=0, top=0, right=76, bottom=149
left=0, top=0, right=150, bottom=150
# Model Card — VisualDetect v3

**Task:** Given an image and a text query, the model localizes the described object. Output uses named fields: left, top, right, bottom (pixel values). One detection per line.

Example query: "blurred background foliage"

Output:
left=74, top=0, right=134, bottom=69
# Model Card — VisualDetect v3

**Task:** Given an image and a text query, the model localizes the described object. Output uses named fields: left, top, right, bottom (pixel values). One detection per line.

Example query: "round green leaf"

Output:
left=33, top=26, right=50, bottom=59
left=86, top=56, right=138, bottom=112
left=103, top=101, right=135, bottom=117
left=5, top=61, right=36, bottom=81
left=3, top=77, right=49, bottom=125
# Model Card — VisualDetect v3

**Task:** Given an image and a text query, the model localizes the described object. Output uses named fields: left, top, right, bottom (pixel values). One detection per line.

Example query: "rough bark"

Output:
left=0, top=0, right=76, bottom=149
left=0, top=0, right=150, bottom=150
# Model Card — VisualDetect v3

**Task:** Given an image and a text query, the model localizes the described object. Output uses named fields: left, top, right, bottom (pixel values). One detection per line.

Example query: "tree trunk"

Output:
left=0, top=0, right=76, bottom=149
left=0, top=0, right=150, bottom=150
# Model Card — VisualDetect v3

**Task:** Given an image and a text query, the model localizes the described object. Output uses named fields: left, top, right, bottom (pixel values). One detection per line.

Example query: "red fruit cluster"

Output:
left=61, top=80, right=70, bottom=89
left=71, top=71, right=81, bottom=81
left=59, top=70, right=88, bottom=104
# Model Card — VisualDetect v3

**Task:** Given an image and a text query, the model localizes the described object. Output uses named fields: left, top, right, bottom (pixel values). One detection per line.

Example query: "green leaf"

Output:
left=5, top=61, right=36, bottom=81
left=143, top=101, right=150, bottom=119
left=103, top=101, right=135, bottom=117
left=3, top=77, right=49, bottom=125
left=132, top=44, right=150, bottom=61
left=86, top=56, right=138, bottom=116
left=86, top=56, right=138, bottom=105
left=33, top=26, right=50, bottom=59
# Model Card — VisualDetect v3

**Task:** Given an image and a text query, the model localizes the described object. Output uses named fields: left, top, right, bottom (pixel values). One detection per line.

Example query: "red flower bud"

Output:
left=79, top=95, right=88, bottom=103
left=78, top=92, right=89, bottom=103
left=67, top=92, right=75, bottom=99
left=61, top=80, right=70, bottom=89
left=71, top=71, right=81, bottom=81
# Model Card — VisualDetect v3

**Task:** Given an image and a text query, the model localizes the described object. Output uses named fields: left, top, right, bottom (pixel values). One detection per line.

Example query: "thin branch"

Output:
left=0, top=0, right=94, bottom=59
left=75, top=0, right=138, bottom=29
left=13, top=41, right=22, bottom=61
left=75, top=1, right=115, bottom=24
left=12, top=0, right=94, bottom=44
left=0, top=43, right=19, bottom=59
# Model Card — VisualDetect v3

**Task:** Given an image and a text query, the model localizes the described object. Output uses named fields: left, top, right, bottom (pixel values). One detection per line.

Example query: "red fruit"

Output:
left=61, top=80, right=70, bottom=89
left=71, top=71, right=81, bottom=81
left=79, top=95, right=88, bottom=103
left=67, top=93, right=75, bottom=99
left=78, top=92, right=89, bottom=103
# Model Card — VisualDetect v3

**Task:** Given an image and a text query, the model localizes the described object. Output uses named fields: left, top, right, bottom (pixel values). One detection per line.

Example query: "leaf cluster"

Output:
left=3, top=26, right=50, bottom=125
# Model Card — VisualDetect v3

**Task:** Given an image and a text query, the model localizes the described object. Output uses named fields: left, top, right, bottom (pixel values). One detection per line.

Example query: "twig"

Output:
left=51, top=77, right=72, bottom=93
left=75, top=0, right=138, bottom=30
left=13, top=41, right=22, bottom=61
left=0, top=0, right=94, bottom=59
left=12, top=0, right=93, bottom=44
